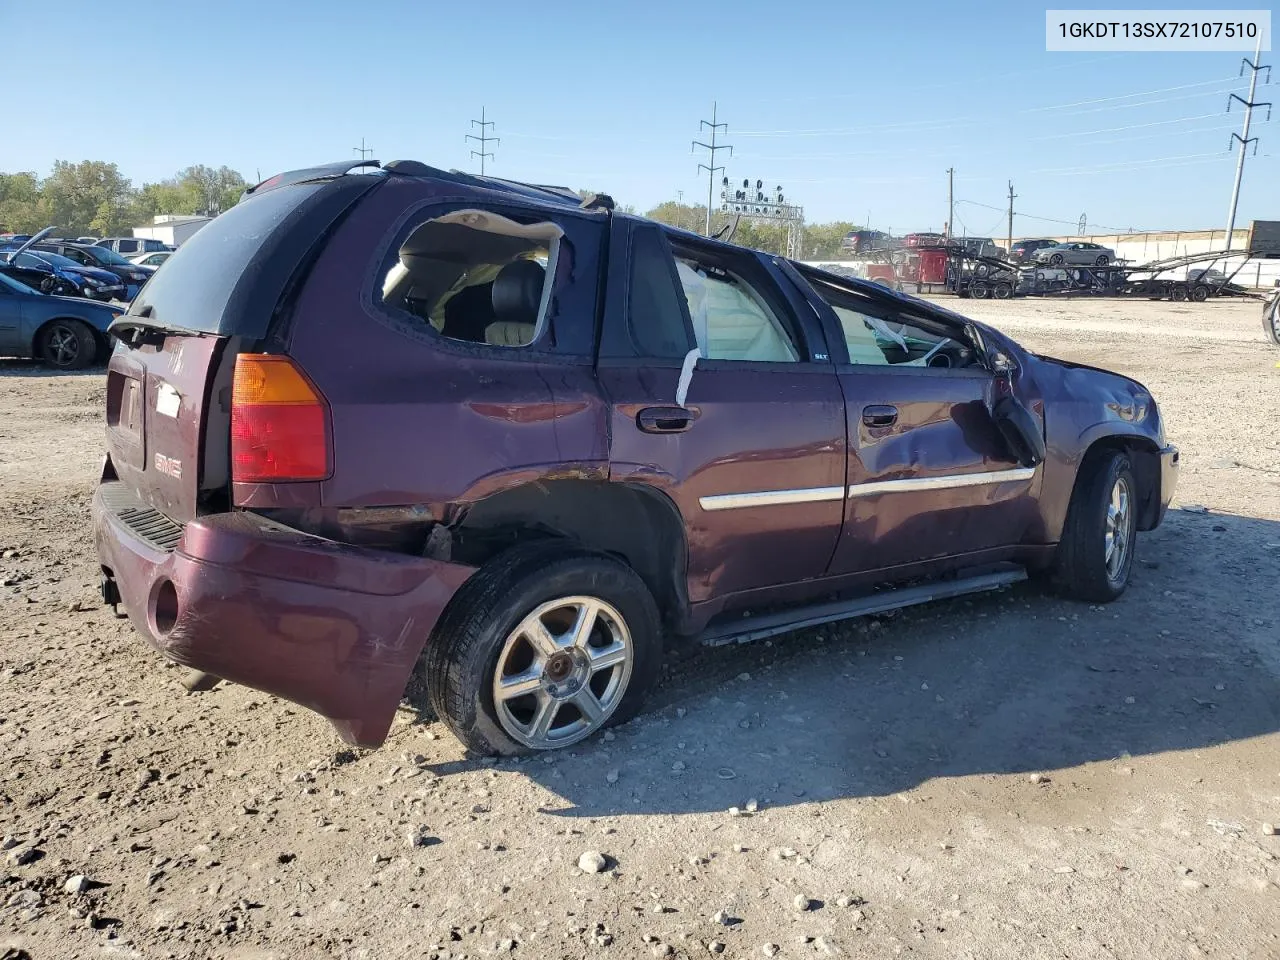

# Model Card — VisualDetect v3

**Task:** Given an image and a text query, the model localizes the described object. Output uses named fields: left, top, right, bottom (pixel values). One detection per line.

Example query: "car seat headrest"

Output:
left=491, top=259, right=546, bottom=326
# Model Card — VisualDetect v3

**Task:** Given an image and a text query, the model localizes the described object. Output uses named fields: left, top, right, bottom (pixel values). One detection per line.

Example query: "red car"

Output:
left=94, top=160, right=1178, bottom=755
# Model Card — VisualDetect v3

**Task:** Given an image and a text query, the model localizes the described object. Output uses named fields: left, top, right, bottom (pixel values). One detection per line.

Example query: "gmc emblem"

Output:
left=154, top=453, right=183, bottom=480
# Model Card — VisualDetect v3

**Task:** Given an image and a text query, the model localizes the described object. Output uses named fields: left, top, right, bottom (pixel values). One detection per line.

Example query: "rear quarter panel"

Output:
left=273, top=177, right=610, bottom=511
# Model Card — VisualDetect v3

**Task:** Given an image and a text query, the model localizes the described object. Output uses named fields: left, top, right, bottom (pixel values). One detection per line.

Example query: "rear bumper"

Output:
left=93, top=482, right=474, bottom=747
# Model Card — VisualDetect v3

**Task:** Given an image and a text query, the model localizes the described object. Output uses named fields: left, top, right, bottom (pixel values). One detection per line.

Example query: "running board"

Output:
left=697, top=568, right=1027, bottom=647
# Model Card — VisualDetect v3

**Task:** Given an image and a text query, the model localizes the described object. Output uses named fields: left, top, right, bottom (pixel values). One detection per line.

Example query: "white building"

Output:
left=132, top=214, right=212, bottom=248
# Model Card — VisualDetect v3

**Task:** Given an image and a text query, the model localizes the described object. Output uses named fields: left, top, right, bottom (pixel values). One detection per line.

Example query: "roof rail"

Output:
left=244, top=158, right=605, bottom=213
left=242, top=159, right=381, bottom=199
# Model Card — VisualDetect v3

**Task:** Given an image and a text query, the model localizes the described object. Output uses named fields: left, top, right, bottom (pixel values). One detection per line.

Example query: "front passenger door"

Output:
left=793, top=269, right=1041, bottom=576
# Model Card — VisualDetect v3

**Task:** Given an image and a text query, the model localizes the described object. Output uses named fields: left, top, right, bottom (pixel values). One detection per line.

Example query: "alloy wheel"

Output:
left=491, top=596, right=634, bottom=749
left=1104, top=476, right=1133, bottom=583
left=47, top=325, right=81, bottom=367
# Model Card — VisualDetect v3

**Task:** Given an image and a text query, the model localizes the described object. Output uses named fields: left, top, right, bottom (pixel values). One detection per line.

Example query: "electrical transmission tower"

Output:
left=1224, top=37, right=1271, bottom=247
left=467, top=107, right=499, bottom=176
left=353, top=137, right=374, bottom=161
left=692, top=102, right=732, bottom=237
left=1078, top=213, right=1087, bottom=236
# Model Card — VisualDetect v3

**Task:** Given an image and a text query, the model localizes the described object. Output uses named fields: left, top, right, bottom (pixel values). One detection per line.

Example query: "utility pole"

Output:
left=1006, top=180, right=1016, bottom=253
left=466, top=107, right=499, bottom=176
left=692, top=102, right=732, bottom=237
left=1225, top=36, right=1271, bottom=249
left=946, top=168, right=954, bottom=238
left=352, top=137, right=374, bottom=161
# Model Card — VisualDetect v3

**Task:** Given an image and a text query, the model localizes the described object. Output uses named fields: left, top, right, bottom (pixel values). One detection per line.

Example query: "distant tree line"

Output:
left=0, top=161, right=248, bottom=237
left=2, top=163, right=858, bottom=259
left=641, top=201, right=859, bottom=260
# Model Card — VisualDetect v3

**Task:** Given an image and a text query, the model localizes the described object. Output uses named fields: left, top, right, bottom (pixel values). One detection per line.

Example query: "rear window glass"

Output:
left=126, top=183, right=324, bottom=334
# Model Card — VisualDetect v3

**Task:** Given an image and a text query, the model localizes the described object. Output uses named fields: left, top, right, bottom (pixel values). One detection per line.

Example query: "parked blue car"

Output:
left=0, top=248, right=127, bottom=301
left=0, top=270, right=122, bottom=369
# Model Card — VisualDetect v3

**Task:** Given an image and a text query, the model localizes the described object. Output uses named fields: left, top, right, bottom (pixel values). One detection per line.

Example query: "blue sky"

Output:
left=3, top=0, right=1274, bottom=233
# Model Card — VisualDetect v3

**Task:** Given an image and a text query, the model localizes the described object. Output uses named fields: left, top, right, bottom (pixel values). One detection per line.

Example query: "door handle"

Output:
left=637, top=406, right=695, bottom=434
left=862, top=404, right=898, bottom=428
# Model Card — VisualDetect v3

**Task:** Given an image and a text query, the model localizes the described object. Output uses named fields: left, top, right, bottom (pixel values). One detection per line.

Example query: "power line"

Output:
left=1031, top=150, right=1227, bottom=174
left=1225, top=38, right=1272, bottom=243
left=1020, top=75, right=1240, bottom=112
left=750, top=53, right=1127, bottom=104
left=956, top=198, right=1138, bottom=234
left=692, top=101, right=732, bottom=237
left=736, top=73, right=1245, bottom=138
left=1032, top=112, right=1222, bottom=140
left=1049, top=84, right=1247, bottom=118
left=466, top=107, right=499, bottom=176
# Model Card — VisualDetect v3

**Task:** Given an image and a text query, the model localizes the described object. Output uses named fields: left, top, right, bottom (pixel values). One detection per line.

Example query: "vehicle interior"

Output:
left=380, top=210, right=561, bottom=348
left=802, top=272, right=980, bottom=369
left=667, top=240, right=802, bottom=362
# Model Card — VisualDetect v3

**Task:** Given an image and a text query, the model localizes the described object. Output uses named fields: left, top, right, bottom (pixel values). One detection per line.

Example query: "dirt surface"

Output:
left=2, top=297, right=1278, bottom=960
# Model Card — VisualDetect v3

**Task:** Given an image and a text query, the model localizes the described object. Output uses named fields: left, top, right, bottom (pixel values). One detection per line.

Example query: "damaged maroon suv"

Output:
left=94, top=159, right=1179, bottom=755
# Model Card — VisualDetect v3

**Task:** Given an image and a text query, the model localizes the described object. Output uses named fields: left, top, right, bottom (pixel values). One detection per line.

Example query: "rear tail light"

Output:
left=231, top=355, right=330, bottom=483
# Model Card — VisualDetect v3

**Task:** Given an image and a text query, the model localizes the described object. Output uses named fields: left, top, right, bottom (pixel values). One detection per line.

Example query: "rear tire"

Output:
left=423, top=542, right=662, bottom=756
left=1190, top=284, right=1209, bottom=302
left=992, top=281, right=1013, bottom=300
left=1170, top=285, right=1189, bottom=302
left=1052, top=450, right=1137, bottom=603
left=37, top=319, right=97, bottom=370
left=1095, top=255, right=1110, bottom=266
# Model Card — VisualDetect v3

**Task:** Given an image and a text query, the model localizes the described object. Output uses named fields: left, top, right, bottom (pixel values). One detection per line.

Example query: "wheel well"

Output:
left=31, top=316, right=92, bottom=356
left=447, top=479, right=690, bottom=632
left=1081, top=435, right=1162, bottom=530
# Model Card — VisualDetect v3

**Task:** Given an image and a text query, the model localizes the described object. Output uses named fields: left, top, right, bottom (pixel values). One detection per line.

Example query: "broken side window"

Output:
left=379, top=209, right=565, bottom=348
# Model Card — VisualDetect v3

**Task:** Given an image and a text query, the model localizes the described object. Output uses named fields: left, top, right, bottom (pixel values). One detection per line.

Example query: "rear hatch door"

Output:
left=104, top=170, right=383, bottom=523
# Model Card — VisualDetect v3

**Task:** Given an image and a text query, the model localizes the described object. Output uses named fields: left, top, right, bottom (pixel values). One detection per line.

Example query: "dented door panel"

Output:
left=603, top=362, right=847, bottom=603
left=831, top=367, right=1041, bottom=573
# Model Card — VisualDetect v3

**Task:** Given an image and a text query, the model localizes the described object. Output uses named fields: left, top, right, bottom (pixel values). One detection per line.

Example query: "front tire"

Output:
left=38, top=319, right=97, bottom=370
left=424, top=543, right=662, bottom=755
left=1052, top=450, right=1137, bottom=602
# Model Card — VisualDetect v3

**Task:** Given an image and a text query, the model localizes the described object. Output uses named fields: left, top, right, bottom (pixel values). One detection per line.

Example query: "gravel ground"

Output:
left=1, top=297, right=1278, bottom=960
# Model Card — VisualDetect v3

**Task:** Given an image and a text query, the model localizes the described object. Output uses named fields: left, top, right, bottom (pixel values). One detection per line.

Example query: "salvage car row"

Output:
left=0, top=230, right=166, bottom=369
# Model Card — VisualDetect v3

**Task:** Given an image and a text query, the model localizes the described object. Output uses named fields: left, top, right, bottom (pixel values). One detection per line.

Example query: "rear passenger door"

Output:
left=596, top=220, right=847, bottom=608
